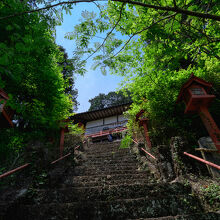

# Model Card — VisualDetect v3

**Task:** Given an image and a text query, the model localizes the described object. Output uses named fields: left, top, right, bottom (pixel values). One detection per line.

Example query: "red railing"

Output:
left=133, top=138, right=219, bottom=169
left=184, top=152, right=220, bottom=170
left=133, top=139, right=138, bottom=144
left=0, top=163, right=30, bottom=179
left=51, top=152, right=72, bottom=165
left=141, top=147, right=156, bottom=160
left=74, top=145, right=80, bottom=150
left=0, top=145, right=82, bottom=179
left=132, top=139, right=156, bottom=160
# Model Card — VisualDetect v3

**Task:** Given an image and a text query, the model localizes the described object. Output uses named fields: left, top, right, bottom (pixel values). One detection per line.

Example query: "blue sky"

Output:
left=55, top=3, right=123, bottom=113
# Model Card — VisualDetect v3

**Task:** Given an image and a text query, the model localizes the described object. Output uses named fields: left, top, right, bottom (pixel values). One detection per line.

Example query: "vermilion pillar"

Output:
left=0, top=89, right=14, bottom=128
left=60, top=128, right=65, bottom=157
left=139, top=118, right=152, bottom=149
left=2, top=109, right=13, bottom=127
left=199, top=106, right=220, bottom=152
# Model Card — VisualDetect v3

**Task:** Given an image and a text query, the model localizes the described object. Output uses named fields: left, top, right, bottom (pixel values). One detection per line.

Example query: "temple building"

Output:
left=72, top=103, right=131, bottom=141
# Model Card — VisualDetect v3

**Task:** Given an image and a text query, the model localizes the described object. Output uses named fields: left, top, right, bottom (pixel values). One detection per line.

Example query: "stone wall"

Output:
left=133, top=136, right=211, bottom=182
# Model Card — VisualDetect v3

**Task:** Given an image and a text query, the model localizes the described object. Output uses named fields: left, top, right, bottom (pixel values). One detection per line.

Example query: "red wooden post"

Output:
left=139, top=119, right=152, bottom=149
left=2, top=109, right=14, bottom=127
left=199, top=106, right=220, bottom=152
left=136, top=110, right=152, bottom=149
left=0, top=89, right=14, bottom=128
left=60, top=128, right=65, bottom=157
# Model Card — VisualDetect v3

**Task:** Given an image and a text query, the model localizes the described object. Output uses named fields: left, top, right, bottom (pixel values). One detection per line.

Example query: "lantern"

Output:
left=177, top=74, right=220, bottom=152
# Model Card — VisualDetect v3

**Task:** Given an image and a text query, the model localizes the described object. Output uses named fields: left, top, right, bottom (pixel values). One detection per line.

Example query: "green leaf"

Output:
left=0, top=54, right=9, bottom=65
left=6, top=25, right=13, bottom=31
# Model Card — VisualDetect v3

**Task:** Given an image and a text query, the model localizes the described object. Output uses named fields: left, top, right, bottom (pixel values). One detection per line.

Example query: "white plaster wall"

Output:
left=104, top=116, right=117, bottom=125
left=86, top=119, right=103, bottom=128
left=118, top=114, right=127, bottom=122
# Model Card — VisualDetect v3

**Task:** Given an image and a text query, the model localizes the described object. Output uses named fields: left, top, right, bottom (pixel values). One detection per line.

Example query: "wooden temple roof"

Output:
left=72, top=103, right=131, bottom=124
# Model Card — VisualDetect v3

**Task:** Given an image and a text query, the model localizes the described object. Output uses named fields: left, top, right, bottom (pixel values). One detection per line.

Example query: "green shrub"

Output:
left=0, top=129, right=25, bottom=162
left=202, top=183, right=220, bottom=205
left=120, top=134, right=132, bottom=149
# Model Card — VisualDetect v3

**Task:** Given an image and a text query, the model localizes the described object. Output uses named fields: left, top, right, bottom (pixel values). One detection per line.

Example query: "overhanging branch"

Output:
left=0, top=0, right=220, bottom=21
left=113, top=0, right=220, bottom=21
left=84, top=2, right=125, bottom=61
left=109, top=13, right=177, bottom=59
left=0, top=0, right=96, bottom=20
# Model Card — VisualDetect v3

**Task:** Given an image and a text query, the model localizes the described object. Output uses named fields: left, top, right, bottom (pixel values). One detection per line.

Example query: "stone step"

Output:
left=83, top=160, right=139, bottom=166
left=85, top=146, right=125, bottom=153
left=74, top=169, right=147, bottom=176
left=88, top=142, right=121, bottom=148
left=84, top=151, right=131, bottom=157
left=80, top=157, right=138, bottom=164
left=74, top=164, right=140, bottom=173
left=2, top=141, right=216, bottom=220
left=64, top=173, right=152, bottom=185
left=84, top=146, right=131, bottom=153
left=9, top=195, right=202, bottom=220
left=80, top=156, right=137, bottom=163
left=27, top=183, right=192, bottom=204
left=68, top=178, right=153, bottom=187
left=85, top=145, right=121, bottom=152
left=0, top=202, right=12, bottom=218
left=85, top=150, right=131, bottom=157
left=85, top=148, right=124, bottom=153
left=85, top=154, right=136, bottom=160
left=131, top=212, right=220, bottom=219
left=72, top=166, right=142, bottom=175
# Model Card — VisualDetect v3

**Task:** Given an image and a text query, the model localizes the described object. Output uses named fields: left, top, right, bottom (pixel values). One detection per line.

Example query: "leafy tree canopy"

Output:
left=0, top=0, right=219, bottom=144
left=0, top=0, right=87, bottom=162
left=58, top=46, right=79, bottom=112
left=67, top=0, right=220, bottom=142
left=0, top=0, right=80, bottom=130
left=88, top=90, right=132, bottom=111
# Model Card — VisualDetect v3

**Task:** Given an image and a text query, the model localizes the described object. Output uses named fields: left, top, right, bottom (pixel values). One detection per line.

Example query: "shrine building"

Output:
left=72, top=103, right=131, bottom=141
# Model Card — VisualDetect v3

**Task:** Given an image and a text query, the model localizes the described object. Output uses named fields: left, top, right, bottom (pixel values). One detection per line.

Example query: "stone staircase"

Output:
left=1, top=141, right=219, bottom=219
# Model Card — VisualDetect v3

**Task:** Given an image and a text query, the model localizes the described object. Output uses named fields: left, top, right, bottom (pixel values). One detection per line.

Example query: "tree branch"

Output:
left=92, top=1, right=102, bottom=14
left=112, top=0, right=220, bottom=21
left=0, top=0, right=220, bottom=21
left=109, top=13, right=177, bottom=59
left=84, top=3, right=125, bottom=61
left=202, top=47, right=220, bottom=60
left=9, top=152, right=23, bottom=170
left=0, top=0, right=97, bottom=20
left=179, top=19, right=219, bottom=43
